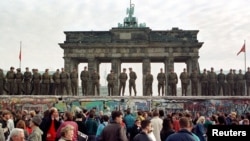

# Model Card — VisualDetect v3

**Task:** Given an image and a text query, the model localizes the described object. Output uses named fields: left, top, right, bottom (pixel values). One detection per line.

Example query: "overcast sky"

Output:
left=1, top=0, right=250, bottom=95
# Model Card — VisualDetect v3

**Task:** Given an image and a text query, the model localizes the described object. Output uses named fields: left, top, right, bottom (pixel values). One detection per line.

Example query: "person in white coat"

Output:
left=150, top=110, right=163, bottom=141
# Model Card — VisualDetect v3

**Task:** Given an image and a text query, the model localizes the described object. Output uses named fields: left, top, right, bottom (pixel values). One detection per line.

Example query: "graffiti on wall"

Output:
left=0, top=96, right=249, bottom=116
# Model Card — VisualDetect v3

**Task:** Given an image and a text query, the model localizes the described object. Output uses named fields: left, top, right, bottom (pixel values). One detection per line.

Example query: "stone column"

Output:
left=64, top=57, right=72, bottom=73
left=142, top=58, right=151, bottom=96
left=87, top=58, right=99, bottom=96
left=111, top=58, right=121, bottom=96
left=164, top=57, right=174, bottom=96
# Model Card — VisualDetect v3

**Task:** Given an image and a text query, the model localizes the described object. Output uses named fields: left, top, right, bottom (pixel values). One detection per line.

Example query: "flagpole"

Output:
left=244, top=40, right=246, bottom=73
left=19, top=41, right=22, bottom=69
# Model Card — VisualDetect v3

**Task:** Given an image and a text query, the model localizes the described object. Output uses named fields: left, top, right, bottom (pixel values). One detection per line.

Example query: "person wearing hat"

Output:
left=23, top=67, right=32, bottom=95
left=119, top=68, right=128, bottom=96
left=107, top=70, right=115, bottom=96
left=27, top=116, right=43, bottom=141
left=245, top=67, right=250, bottom=96
left=157, top=68, right=166, bottom=96
left=32, top=69, right=42, bottom=95
left=42, top=69, right=51, bottom=95
left=237, top=69, right=245, bottom=96
left=60, top=68, right=70, bottom=95
left=226, top=69, right=234, bottom=96
left=6, top=66, right=16, bottom=95
left=208, top=67, right=217, bottom=96
left=200, top=69, right=208, bottom=96
left=91, top=69, right=100, bottom=96
left=217, top=68, right=226, bottom=96
left=0, top=68, right=5, bottom=95
left=70, top=68, right=78, bottom=96
left=15, top=68, right=23, bottom=95
left=53, top=69, right=61, bottom=95
left=80, top=66, right=89, bottom=96
left=129, top=67, right=137, bottom=96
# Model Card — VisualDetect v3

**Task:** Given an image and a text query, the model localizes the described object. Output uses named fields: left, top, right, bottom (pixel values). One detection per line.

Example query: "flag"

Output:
left=19, top=46, right=21, bottom=61
left=237, top=43, right=245, bottom=56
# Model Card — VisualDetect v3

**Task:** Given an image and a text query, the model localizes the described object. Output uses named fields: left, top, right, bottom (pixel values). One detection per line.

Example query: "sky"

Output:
left=1, top=0, right=250, bottom=95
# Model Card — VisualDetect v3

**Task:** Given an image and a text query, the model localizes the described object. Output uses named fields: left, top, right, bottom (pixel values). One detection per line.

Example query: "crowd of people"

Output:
left=0, top=106, right=250, bottom=141
left=0, top=66, right=250, bottom=96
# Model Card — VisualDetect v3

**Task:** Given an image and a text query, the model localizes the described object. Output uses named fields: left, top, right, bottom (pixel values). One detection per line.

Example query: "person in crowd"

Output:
left=6, top=128, right=25, bottom=141
left=74, top=112, right=87, bottom=135
left=193, top=116, right=206, bottom=141
left=27, top=116, right=43, bottom=141
left=99, top=111, right=128, bottom=141
left=133, top=119, right=153, bottom=141
left=58, top=125, right=74, bottom=141
left=56, top=111, right=78, bottom=141
left=171, top=113, right=180, bottom=132
left=16, top=120, right=29, bottom=140
left=160, top=117, right=175, bottom=141
left=0, top=110, right=11, bottom=140
left=242, top=119, right=249, bottom=125
left=96, top=115, right=109, bottom=140
left=0, top=124, right=5, bottom=141
left=150, top=110, right=162, bottom=141
left=39, top=107, right=62, bottom=141
left=85, top=110, right=98, bottom=141
left=124, top=108, right=136, bottom=138
left=130, top=119, right=141, bottom=141
left=136, top=111, right=145, bottom=122
left=166, top=117, right=196, bottom=141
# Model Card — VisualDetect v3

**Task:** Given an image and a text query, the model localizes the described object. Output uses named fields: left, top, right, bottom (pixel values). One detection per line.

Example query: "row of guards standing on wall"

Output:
left=1, top=66, right=250, bottom=96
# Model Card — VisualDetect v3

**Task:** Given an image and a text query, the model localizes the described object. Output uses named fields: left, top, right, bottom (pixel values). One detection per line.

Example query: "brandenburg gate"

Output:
left=59, top=3, right=203, bottom=96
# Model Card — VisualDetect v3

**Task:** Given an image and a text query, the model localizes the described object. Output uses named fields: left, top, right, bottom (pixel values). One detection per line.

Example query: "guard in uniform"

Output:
left=145, top=70, right=153, bottom=96
left=23, top=67, right=32, bottom=95
left=15, top=68, right=23, bottom=95
left=91, top=69, right=100, bottom=96
left=6, top=67, right=15, bottom=95
left=179, top=68, right=189, bottom=96
left=157, top=68, right=166, bottom=96
left=80, top=66, right=89, bottom=96
left=129, top=68, right=137, bottom=96
left=107, top=70, right=115, bottom=96
left=70, top=68, right=78, bottom=96
left=119, top=68, right=128, bottom=96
